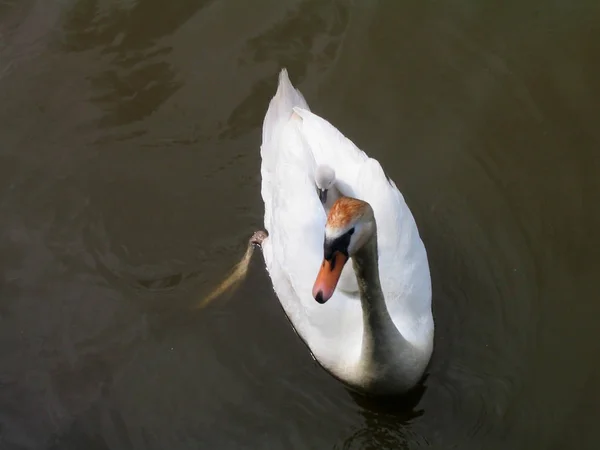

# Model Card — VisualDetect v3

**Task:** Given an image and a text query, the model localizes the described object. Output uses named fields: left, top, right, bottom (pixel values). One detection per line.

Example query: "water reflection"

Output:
left=220, top=0, right=349, bottom=139
left=61, top=0, right=213, bottom=127
left=341, top=383, right=427, bottom=449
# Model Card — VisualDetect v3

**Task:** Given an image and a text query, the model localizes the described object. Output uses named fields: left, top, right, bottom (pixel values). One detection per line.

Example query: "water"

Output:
left=1, top=1, right=599, bottom=449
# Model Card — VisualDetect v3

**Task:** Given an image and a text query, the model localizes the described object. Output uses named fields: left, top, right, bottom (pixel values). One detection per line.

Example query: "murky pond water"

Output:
left=1, top=1, right=599, bottom=449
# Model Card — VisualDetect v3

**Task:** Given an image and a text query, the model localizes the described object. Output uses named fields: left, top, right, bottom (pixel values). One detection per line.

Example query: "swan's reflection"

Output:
left=341, top=377, right=428, bottom=449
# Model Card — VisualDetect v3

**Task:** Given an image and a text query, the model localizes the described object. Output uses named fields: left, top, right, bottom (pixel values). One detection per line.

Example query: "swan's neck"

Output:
left=350, top=231, right=414, bottom=391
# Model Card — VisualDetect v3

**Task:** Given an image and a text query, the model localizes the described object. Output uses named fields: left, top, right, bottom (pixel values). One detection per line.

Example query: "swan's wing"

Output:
left=259, top=70, right=325, bottom=334
left=292, top=107, right=368, bottom=198
left=261, top=70, right=311, bottom=236
left=355, top=158, right=433, bottom=341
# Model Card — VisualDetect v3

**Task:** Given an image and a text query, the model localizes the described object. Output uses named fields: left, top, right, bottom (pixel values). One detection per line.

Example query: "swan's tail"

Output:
left=261, top=69, right=310, bottom=146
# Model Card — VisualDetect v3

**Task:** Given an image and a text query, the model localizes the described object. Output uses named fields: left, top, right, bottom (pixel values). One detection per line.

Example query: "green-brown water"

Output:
left=1, top=1, right=599, bottom=449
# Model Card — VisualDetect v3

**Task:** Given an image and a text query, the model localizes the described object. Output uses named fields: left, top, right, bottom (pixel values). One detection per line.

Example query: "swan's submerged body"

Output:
left=258, top=69, right=434, bottom=395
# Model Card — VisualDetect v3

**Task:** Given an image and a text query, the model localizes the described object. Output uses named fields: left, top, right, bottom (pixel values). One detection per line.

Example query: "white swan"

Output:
left=255, top=69, right=434, bottom=395
left=315, top=164, right=340, bottom=212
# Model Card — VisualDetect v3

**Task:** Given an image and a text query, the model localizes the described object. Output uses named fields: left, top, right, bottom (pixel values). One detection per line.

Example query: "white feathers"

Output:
left=258, top=69, right=433, bottom=390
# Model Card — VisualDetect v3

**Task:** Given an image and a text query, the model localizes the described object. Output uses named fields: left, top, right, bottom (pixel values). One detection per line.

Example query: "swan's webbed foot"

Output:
left=249, top=230, right=268, bottom=248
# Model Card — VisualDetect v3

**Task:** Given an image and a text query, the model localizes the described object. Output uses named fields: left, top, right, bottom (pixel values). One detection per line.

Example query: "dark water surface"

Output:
left=1, top=1, right=600, bottom=449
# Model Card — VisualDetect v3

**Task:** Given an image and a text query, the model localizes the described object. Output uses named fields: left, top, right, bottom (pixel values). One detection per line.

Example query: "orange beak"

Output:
left=312, top=251, right=348, bottom=303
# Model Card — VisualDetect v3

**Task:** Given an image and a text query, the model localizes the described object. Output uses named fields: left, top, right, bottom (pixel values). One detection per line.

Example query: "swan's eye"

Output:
left=347, top=227, right=355, bottom=236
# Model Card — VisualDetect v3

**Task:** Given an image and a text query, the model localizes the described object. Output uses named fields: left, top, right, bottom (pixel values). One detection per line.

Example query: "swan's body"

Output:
left=258, top=69, right=434, bottom=395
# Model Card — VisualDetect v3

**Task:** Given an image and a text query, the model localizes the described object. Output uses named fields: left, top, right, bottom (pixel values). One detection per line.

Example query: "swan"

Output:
left=315, top=164, right=341, bottom=211
left=253, top=69, right=434, bottom=396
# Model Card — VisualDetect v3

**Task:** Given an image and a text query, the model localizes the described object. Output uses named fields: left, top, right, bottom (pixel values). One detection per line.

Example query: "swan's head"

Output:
left=312, top=197, right=375, bottom=304
left=315, top=164, right=336, bottom=204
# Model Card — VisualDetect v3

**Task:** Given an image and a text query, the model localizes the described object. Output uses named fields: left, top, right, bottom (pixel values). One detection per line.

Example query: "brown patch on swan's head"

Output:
left=326, top=197, right=369, bottom=232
